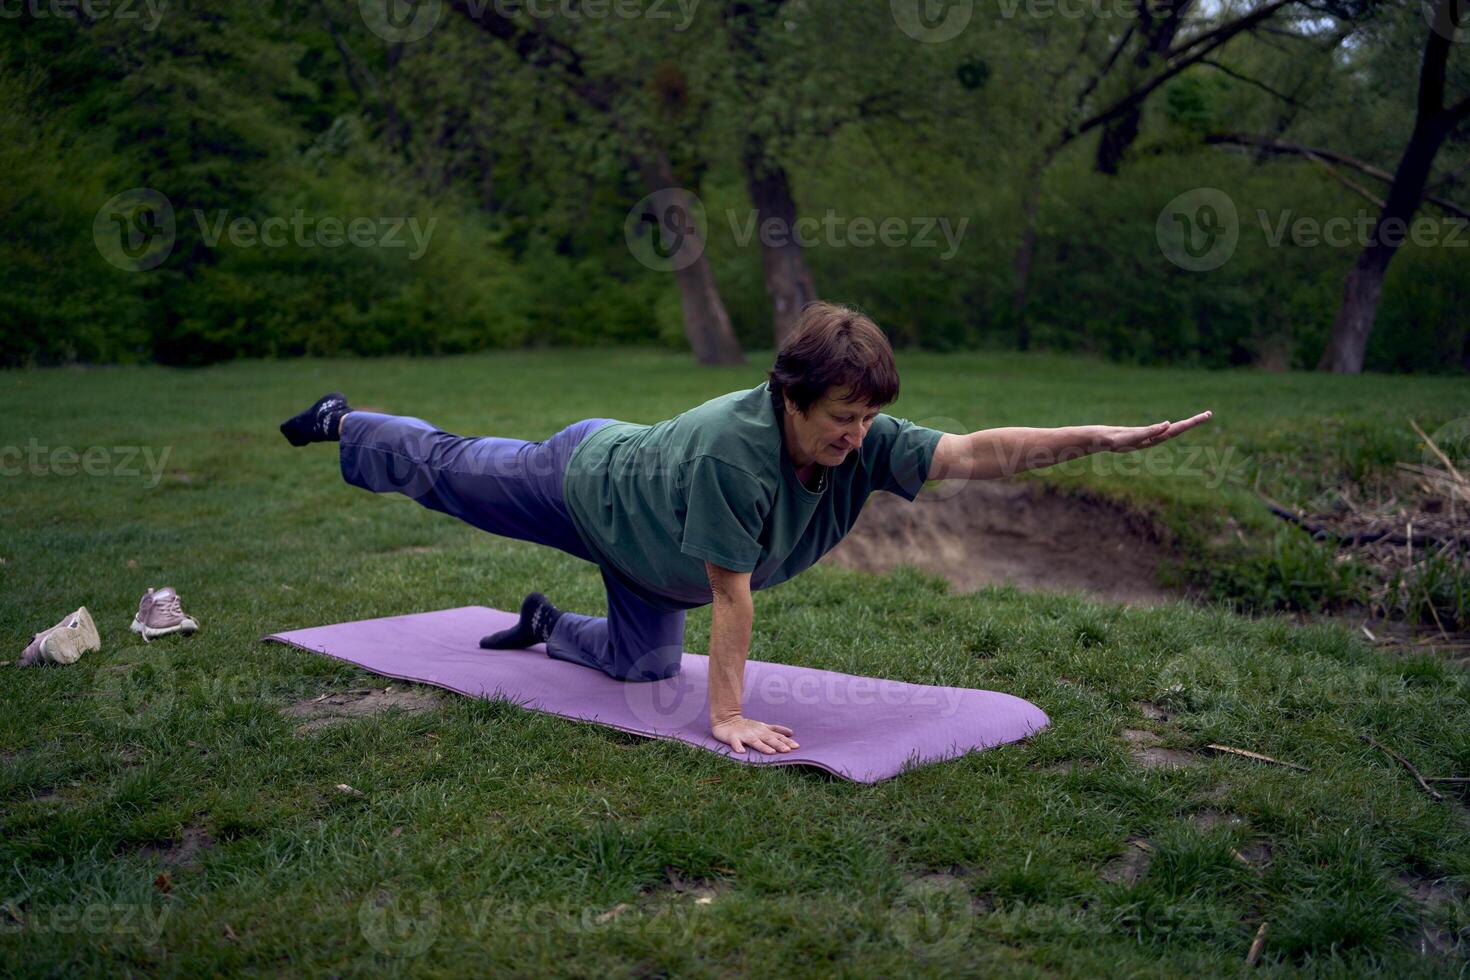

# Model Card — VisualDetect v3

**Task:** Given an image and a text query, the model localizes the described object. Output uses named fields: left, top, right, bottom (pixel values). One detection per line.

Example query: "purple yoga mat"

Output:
left=262, top=606, right=1049, bottom=783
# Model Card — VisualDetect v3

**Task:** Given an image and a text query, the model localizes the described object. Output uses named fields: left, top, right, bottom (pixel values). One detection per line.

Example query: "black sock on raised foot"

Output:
left=280, top=392, right=352, bottom=446
left=480, top=592, right=563, bottom=650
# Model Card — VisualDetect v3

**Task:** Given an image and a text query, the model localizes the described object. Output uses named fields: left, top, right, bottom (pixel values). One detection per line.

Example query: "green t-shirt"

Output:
left=562, top=382, right=945, bottom=611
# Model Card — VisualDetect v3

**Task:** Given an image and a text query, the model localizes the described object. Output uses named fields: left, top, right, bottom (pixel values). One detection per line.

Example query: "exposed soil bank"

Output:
left=823, top=479, right=1177, bottom=606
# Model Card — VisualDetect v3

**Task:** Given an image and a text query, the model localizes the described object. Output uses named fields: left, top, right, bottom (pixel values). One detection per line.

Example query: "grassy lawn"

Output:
left=2, top=349, right=1468, bottom=976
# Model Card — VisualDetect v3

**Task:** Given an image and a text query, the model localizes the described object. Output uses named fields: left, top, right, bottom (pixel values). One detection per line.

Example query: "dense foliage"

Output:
left=1, top=0, right=1465, bottom=370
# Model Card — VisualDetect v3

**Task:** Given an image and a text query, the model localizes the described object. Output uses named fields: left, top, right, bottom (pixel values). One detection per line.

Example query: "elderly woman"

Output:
left=281, top=302, right=1210, bottom=756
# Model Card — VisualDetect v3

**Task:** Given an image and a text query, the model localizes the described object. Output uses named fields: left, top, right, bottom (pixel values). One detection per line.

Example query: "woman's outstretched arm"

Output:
left=927, top=411, right=1214, bottom=481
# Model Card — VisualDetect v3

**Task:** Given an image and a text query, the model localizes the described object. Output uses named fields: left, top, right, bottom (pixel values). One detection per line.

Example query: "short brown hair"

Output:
left=768, top=302, right=900, bottom=414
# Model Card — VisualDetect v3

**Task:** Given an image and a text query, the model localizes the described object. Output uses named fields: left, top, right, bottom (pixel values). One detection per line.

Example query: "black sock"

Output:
left=480, top=592, right=563, bottom=650
left=280, top=392, right=352, bottom=446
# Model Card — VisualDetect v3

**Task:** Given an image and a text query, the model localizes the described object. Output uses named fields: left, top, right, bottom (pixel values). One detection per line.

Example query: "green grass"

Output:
left=2, top=349, right=1468, bottom=977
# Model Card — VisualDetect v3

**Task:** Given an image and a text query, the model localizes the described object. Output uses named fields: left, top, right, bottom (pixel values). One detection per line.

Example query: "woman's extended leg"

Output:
left=284, top=395, right=684, bottom=681
left=337, top=410, right=610, bottom=561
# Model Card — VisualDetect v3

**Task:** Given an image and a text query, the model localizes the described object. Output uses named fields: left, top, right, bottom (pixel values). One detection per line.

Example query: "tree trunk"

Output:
left=742, top=135, right=818, bottom=347
left=1093, top=0, right=1188, bottom=175
left=446, top=0, right=742, bottom=365
left=1010, top=149, right=1058, bottom=349
left=636, top=151, right=745, bottom=366
left=1317, top=120, right=1448, bottom=373
left=724, top=2, right=818, bottom=346
left=1318, top=0, right=1466, bottom=373
left=1094, top=108, right=1144, bottom=175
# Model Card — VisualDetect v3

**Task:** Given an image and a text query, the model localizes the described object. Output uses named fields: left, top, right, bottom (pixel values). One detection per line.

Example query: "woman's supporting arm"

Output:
left=704, top=561, right=799, bottom=755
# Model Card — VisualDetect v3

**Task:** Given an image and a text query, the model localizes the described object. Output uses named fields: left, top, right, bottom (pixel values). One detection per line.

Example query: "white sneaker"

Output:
left=129, top=586, right=200, bottom=643
left=19, top=606, right=101, bottom=666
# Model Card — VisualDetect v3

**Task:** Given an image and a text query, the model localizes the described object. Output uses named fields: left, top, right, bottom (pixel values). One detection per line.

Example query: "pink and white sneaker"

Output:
left=19, top=607, right=101, bottom=666
left=129, top=587, right=200, bottom=642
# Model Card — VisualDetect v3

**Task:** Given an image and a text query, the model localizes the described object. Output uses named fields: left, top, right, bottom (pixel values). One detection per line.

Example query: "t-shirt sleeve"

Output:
left=677, top=456, right=768, bottom=572
left=868, top=414, right=947, bottom=501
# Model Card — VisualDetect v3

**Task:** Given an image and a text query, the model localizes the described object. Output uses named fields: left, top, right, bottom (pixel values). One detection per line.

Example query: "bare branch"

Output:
left=1054, top=0, right=1296, bottom=150
left=1198, top=57, right=1302, bottom=106
left=1207, top=133, right=1470, bottom=220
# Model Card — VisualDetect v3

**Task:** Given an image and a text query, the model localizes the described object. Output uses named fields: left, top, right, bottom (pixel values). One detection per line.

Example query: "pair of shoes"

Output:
left=130, top=586, right=201, bottom=643
left=15, top=587, right=201, bottom=668
left=18, top=607, right=101, bottom=667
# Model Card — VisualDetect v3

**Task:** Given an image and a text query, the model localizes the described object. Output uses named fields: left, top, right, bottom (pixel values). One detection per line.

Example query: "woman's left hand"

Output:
left=1088, top=410, right=1214, bottom=454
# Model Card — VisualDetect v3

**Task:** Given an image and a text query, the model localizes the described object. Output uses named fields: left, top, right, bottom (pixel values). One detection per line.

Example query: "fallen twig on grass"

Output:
left=1361, top=734, right=1444, bottom=801
left=1206, top=744, right=1311, bottom=772
left=595, top=903, right=632, bottom=924
left=1245, top=921, right=1269, bottom=966
left=1411, top=419, right=1468, bottom=489
left=1257, top=492, right=1462, bottom=547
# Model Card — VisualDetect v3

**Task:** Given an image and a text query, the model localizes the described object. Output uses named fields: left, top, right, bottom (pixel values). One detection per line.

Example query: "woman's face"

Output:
left=782, top=387, right=881, bottom=468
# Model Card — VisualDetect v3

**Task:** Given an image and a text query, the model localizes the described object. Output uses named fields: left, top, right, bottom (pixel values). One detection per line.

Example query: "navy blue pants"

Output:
left=339, top=412, right=686, bottom=682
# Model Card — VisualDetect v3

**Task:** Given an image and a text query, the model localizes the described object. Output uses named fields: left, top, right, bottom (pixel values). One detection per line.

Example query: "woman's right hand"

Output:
left=712, top=716, right=799, bottom=754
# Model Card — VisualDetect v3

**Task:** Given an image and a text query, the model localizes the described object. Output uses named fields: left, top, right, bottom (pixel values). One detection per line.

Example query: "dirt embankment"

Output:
left=822, top=479, right=1176, bottom=606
